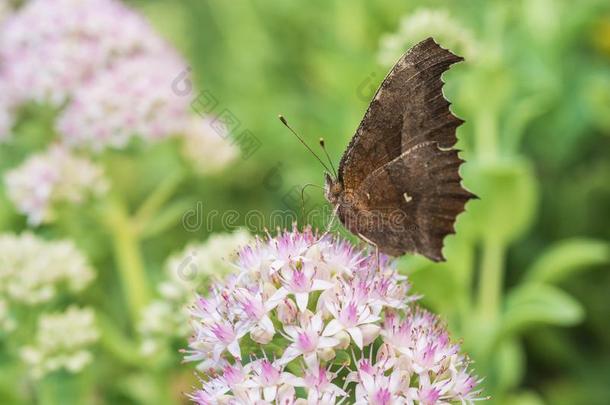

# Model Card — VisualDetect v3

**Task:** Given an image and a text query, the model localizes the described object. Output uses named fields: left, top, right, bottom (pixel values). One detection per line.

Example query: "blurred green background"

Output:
left=1, top=0, right=610, bottom=403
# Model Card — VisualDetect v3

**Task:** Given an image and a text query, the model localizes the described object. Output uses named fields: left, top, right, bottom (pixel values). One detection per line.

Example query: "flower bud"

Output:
left=277, top=298, right=298, bottom=325
left=336, top=331, right=351, bottom=350
left=319, top=347, right=336, bottom=362
left=250, top=325, right=273, bottom=344
left=361, top=324, right=381, bottom=346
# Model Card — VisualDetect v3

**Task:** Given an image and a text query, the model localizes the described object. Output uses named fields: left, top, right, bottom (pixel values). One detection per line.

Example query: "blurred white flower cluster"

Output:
left=139, top=230, right=251, bottom=356
left=0, top=233, right=95, bottom=317
left=4, top=145, right=108, bottom=225
left=378, top=8, right=478, bottom=66
left=181, top=117, right=240, bottom=176
left=184, top=228, right=483, bottom=404
left=20, top=306, right=99, bottom=379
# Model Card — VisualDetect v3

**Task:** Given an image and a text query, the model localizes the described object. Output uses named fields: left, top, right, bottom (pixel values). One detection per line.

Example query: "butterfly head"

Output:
left=324, top=172, right=342, bottom=204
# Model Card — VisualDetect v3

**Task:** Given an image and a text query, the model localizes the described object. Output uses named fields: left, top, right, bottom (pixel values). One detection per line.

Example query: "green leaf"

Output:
left=140, top=199, right=194, bottom=239
left=464, top=158, right=538, bottom=244
left=495, top=339, right=525, bottom=393
left=331, top=350, right=351, bottom=367
left=524, top=238, right=609, bottom=284
left=502, top=284, right=584, bottom=336
left=502, top=390, right=546, bottom=405
left=38, top=372, right=93, bottom=405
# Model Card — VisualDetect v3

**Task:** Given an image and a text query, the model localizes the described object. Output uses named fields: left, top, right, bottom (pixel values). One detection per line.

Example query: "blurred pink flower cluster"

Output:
left=1, top=0, right=238, bottom=224
left=4, top=145, right=108, bottom=224
left=0, top=0, right=197, bottom=149
left=57, top=55, right=189, bottom=150
left=183, top=228, right=483, bottom=404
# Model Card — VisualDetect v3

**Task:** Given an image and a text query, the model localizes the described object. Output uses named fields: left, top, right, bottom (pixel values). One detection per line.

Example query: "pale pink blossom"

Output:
left=279, top=312, right=339, bottom=366
left=184, top=227, right=483, bottom=404
left=322, top=279, right=381, bottom=349
left=270, top=261, right=334, bottom=312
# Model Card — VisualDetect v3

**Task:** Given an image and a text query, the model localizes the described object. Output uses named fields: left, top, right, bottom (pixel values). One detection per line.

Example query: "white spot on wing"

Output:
left=437, top=144, right=452, bottom=152
left=403, top=192, right=413, bottom=203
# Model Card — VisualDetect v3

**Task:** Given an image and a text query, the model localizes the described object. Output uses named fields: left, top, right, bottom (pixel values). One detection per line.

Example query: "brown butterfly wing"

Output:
left=339, top=141, right=474, bottom=261
left=335, top=37, right=473, bottom=261
left=338, top=37, right=464, bottom=191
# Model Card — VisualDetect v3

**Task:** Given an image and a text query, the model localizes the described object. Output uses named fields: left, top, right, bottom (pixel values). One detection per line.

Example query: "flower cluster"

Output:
left=0, top=0, right=193, bottom=151
left=184, top=228, right=483, bottom=404
left=378, top=8, right=478, bottom=66
left=20, top=306, right=99, bottom=379
left=0, top=0, right=167, bottom=106
left=0, top=0, right=239, bottom=168
left=4, top=145, right=108, bottom=225
left=56, top=54, right=191, bottom=150
left=180, top=117, right=240, bottom=176
left=139, top=230, right=251, bottom=356
left=0, top=233, right=95, bottom=309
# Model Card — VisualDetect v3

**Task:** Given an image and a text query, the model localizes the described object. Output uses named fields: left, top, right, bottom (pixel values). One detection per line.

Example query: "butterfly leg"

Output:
left=311, top=205, right=339, bottom=246
left=358, top=232, right=380, bottom=271
left=298, top=183, right=325, bottom=226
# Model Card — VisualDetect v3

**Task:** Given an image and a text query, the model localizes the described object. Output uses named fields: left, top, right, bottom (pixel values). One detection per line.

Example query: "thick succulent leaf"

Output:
left=502, top=284, right=584, bottom=335
left=524, top=238, right=609, bottom=284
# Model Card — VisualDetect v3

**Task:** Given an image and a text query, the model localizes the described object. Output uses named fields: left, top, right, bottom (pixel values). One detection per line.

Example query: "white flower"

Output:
left=180, top=117, right=239, bottom=176
left=138, top=230, right=251, bottom=356
left=0, top=232, right=95, bottom=307
left=4, top=145, right=108, bottom=225
left=162, top=230, right=252, bottom=298
left=378, top=8, right=478, bottom=66
left=20, top=306, right=99, bottom=379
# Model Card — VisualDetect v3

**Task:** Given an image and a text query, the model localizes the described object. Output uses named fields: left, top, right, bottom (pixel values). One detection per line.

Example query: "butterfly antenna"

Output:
left=278, top=115, right=332, bottom=174
left=319, top=138, right=337, bottom=178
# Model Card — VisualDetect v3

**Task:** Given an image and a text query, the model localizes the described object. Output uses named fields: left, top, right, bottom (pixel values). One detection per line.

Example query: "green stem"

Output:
left=96, top=312, right=143, bottom=367
left=105, top=199, right=151, bottom=324
left=478, top=237, right=505, bottom=321
left=475, top=109, right=499, bottom=162
left=133, top=170, right=185, bottom=233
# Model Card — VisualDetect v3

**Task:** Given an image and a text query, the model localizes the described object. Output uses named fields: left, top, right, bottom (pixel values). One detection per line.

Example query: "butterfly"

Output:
left=280, top=37, right=475, bottom=262
left=321, top=37, right=476, bottom=262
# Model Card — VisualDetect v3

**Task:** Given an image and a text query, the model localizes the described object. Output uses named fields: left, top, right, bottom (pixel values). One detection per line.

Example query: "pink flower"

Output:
left=183, top=228, right=484, bottom=404
left=242, top=359, right=293, bottom=402
left=353, top=366, right=408, bottom=405
left=279, top=312, right=339, bottom=366
left=4, top=145, right=107, bottom=225
left=270, top=260, right=334, bottom=312
left=0, top=0, right=168, bottom=106
left=57, top=54, right=190, bottom=150
left=284, top=359, right=346, bottom=403
left=232, top=287, right=276, bottom=344
left=322, top=279, right=381, bottom=349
